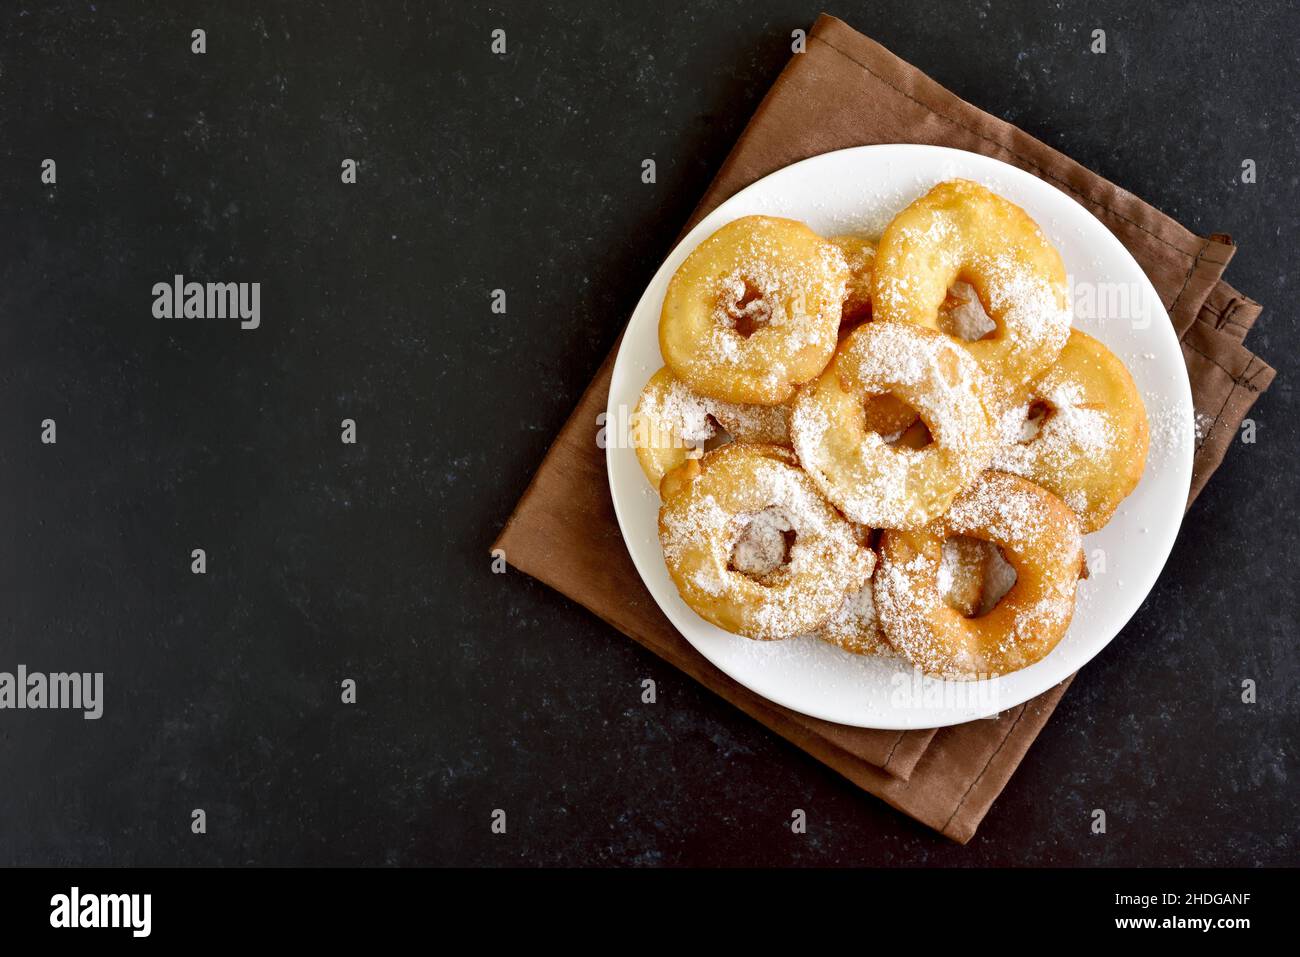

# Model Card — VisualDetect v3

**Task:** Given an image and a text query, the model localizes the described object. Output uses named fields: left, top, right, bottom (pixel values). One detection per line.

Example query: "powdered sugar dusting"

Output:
left=875, top=473, right=1082, bottom=679
left=646, top=372, right=789, bottom=444
left=662, top=217, right=848, bottom=403
left=791, top=321, right=995, bottom=528
left=659, top=447, right=873, bottom=641
left=992, top=380, right=1114, bottom=476
left=813, top=577, right=898, bottom=657
left=1147, top=393, right=1195, bottom=465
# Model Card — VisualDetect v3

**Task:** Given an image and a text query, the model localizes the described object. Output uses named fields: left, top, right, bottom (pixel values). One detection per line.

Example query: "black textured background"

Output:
left=0, top=1, right=1294, bottom=866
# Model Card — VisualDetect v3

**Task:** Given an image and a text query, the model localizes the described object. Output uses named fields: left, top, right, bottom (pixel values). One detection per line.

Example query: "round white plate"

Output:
left=605, top=145, right=1193, bottom=729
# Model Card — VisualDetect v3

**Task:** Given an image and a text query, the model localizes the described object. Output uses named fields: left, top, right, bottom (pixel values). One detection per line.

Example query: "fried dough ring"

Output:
left=992, top=330, right=1149, bottom=532
left=658, top=443, right=874, bottom=640
left=791, top=321, right=996, bottom=529
left=632, top=366, right=791, bottom=489
left=873, top=179, right=1070, bottom=402
left=659, top=216, right=848, bottom=405
left=875, top=472, right=1084, bottom=679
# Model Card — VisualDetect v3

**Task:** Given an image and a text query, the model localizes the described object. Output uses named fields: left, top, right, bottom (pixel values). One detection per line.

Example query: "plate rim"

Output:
left=604, top=143, right=1194, bottom=729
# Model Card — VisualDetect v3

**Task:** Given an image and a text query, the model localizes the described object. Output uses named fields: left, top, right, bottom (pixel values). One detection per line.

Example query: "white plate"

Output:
left=605, top=145, right=1193, bottom=729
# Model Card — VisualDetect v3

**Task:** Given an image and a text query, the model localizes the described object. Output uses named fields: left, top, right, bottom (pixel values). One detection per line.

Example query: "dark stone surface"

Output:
left=0, top=1, right=1293, bottom=866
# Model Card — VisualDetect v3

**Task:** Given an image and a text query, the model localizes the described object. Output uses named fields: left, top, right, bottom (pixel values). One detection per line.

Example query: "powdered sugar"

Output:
left=638, top=373, right=717, bottom=445
left=791, top=321, right=996, bottom=528
left=875, top=474, right=1081, bottom=679
left=992, top=379, right=1115, bottom=477
left=1147, top=393, right=1195, bottom=465
left=813, top=577, right=898, bottom=657
left=659, top=447, right=873, bottom=641
left=635, top=369, right=790, bottom=463
left=936, top=538, right=962, bottom=599
left=662, top=219, right=847, bottom=404
left=975, top=250, right=1071, bottom=356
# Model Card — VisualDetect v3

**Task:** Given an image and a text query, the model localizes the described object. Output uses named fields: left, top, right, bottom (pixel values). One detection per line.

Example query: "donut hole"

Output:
left=1001, top=399, right=1053, bottom=445
left=885, top=416, right=933, bottom=448
left=729, top=506, right=797, bottom=582
left=978, top=543, right=1019, bottom=614
left=893, top=418, right=933, bottom=447
left=720, top=278, right=774, bottom=338
left=863, top=397, right=934, bottom=448
left=699, top=428, right=733, bottom=453
left=937, top=279, right=996, bottom=342
left=938, top=535, right=1019, bottom=618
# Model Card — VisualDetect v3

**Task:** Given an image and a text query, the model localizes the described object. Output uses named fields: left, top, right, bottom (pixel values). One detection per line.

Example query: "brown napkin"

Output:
left=493, top=14, right=1275, bottom=842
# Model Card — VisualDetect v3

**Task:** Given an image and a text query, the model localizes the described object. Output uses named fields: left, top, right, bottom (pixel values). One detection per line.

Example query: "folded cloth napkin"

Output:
left=492, top=13, right=1275, bottom=842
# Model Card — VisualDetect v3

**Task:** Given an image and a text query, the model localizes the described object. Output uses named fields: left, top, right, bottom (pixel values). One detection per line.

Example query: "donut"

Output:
left=875, top=471, right=1085, bottom=679
left=872, top=179, right=1071, bottom=402
left=658, top=443, right=875, bottom=640
left=991, top=330, right=1149, bottom=533
left=659, top=216, right=848, bottom=405
left=790, top=320, right=996, bottom=529
left=632, top=366, right=790, bottom=490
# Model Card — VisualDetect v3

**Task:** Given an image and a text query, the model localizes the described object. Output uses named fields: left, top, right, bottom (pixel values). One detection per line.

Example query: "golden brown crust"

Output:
left=659, top=216, right=848, bottom=405
left=991, top=330, right=1149, bottom=532
left=875, top=472, right=1084, bottom=679
left=658, top=444, right=874, bottom=640
left=790, top=321, right=997, bottom=529
left=633, top=366, right=791, bottom=490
